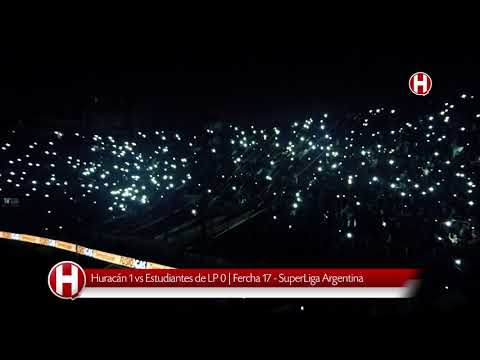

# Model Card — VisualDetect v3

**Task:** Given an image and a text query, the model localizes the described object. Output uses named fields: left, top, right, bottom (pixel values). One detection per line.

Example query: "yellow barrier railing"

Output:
left=0, top=230, right=174, bottom=269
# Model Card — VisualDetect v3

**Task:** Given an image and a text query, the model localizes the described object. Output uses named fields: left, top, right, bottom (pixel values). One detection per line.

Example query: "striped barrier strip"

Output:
left=0, top=230, right=174, bottom=269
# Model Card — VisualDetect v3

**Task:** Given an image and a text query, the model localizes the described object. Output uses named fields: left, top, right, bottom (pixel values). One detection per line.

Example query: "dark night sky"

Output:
left=1, top=44, right=479, bottom=127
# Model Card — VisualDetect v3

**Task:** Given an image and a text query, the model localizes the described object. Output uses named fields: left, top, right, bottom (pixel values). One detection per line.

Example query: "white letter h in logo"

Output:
left=414, top=74, right=428, bottom=93
left=56, top=265, right=78, bottom=295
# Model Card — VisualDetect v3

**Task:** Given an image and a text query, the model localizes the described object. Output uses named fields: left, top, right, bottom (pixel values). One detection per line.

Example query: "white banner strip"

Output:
left=80, top=283, right=419, bottom=299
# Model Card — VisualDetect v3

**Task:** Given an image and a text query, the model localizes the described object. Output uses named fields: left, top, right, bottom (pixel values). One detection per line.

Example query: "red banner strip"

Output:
left=85, top=268, right=420, bottom=288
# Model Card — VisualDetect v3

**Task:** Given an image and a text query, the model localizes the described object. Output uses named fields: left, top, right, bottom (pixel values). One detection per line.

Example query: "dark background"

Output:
left=1, top=45, right=479, bottom=129
left=1, top=44, right=480, bottom=322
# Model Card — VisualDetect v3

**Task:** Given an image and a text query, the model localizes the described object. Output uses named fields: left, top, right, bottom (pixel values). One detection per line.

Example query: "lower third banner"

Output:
left=47, top=264, right=421, bottom=299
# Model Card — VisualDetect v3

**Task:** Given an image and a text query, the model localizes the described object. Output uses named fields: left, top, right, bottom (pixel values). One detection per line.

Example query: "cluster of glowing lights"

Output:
left=0, top=93, right=478, bottom=246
